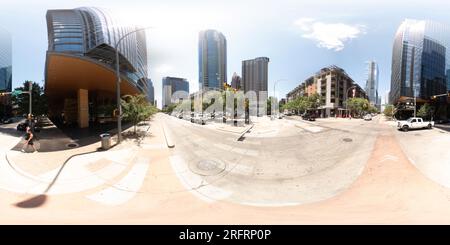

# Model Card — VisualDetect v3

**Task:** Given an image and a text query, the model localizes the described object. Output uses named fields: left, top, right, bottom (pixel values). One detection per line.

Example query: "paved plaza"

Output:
left=1, top=113, right=450, bottom=224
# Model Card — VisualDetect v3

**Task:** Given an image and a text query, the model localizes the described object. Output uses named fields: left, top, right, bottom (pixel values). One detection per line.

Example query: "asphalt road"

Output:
left=164, top=114, right=380, bottom=206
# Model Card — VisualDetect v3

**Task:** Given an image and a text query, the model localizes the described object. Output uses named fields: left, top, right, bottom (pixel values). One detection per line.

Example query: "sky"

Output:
left=2, top=0, right=450, bottom=108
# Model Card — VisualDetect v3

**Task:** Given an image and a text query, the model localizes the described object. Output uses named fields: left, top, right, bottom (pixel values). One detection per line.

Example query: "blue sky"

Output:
left=2, top=0, right=450, bottom=108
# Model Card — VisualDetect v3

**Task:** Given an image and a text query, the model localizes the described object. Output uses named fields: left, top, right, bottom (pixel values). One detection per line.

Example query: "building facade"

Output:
left=365, top=61, right=379, bottom=109
left=230, top=72, right=241, bottom=90
left=287, top=66, right=367, bottom=118
left=147, top=78, right=155, bottom=105
left=162, top=77, right=189, bottom=109
left=45, top=7, right=149, bottom=128
left=0, top=27, right=12, bottom=93
left=242, top=57, right=269, bottom=115
left=389, top=19, right=450, bottom=106
left=198, top=30, right=227, bottom=91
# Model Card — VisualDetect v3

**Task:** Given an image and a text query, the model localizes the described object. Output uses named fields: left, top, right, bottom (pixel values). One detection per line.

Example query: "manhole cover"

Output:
left=189, top=159, right=227, bottom=176
left=66, top=143, right=79, bottom=148
left=342, top=138, right=353, bottom=142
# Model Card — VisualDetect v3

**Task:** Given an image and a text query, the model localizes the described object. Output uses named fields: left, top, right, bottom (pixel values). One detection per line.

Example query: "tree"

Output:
left=417, top=103, right=434, bottom=120
left=346, top=98, right=369, bottom=117
left=11, top=81, right=48, bottom=116
left=383, top=104, right=394, bottom=119
left=121, top=94, right=158, bottom=134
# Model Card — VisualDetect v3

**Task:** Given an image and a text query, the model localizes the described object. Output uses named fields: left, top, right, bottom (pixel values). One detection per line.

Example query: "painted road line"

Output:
left=86, top=157, right=150, bottom=206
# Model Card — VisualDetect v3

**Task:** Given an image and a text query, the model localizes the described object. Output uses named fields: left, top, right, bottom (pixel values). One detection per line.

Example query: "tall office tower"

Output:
left=365, top=61, right=379, bottom=107
left=389, top=19, right=449, bottom=105
left=198, top=30, right=227, bottom=91
left=147, top=78, right=155, bottom=105
left=242, top=57, right=269, bottom=95
left=45, top=7, right=149, bottom=128
left=230, top=72, right=241, bottom=90
left=242, top=57, right=269, bottom=115
left=162, top=77, right=189, bottom=109
left=0, top=27, right=12, bottom=92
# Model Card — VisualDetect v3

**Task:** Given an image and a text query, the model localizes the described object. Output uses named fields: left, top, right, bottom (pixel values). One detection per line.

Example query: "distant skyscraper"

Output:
left=231, top=72, right=241, bottom=90
left=365, top=61, right=379, bottom=107
left=242, top=57, right=269, bottom=95
left=147, top=78, right=155, bottom=105
left=198, top=30, right=227, bottom=91
left=162, top=77, right=189, bottom=108
left=389, top=19, right=449, bottom=105
left=0, top=27, right=12, bottom=92
left=242, top=57, right=269, bottom=115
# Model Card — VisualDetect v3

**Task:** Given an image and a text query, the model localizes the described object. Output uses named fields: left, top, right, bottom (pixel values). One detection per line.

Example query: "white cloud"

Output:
left=294, top=18, right=366, bottom=51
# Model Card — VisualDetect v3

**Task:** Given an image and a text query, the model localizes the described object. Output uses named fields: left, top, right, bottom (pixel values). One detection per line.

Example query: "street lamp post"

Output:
left=114, top=27, right=152, bottom=144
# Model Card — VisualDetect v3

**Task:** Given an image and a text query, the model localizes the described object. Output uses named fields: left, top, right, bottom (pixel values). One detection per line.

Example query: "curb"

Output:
left=161, top=121, right=175, bottom=148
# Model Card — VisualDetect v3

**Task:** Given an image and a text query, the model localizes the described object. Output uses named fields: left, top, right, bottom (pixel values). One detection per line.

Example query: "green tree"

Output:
left=383, top=104, right=394, bottom=119
left=417, top=103, right=434, bottom=120
left=11, top=81, right=48, bottom=116
left=346, top=98, right=370, bottom=117
left=121, top=94, right=158, bottom=134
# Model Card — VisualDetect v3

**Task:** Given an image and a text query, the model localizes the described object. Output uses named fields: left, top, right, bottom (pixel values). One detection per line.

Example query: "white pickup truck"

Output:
left=397, top=117, right=434, bottom=132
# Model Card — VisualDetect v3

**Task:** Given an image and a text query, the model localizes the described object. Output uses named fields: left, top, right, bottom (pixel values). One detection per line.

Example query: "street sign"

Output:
left=11, top=90, right=23, bottom=96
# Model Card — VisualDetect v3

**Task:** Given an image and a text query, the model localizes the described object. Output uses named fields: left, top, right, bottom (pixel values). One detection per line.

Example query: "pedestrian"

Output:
left=21, top=126, right=37, bottom=153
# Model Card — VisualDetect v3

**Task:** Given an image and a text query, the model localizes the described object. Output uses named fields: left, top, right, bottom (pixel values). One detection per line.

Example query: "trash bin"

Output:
left=100, top=133, right=111, bottom=150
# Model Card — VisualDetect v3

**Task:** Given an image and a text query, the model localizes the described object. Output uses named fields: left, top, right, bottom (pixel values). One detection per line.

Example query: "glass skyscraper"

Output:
left=390, top=19, right=450, bottom=104
left=45, top=7, right=149, bottom=128
left=162, top=77, right=189, bottom=109
left=365, top=61, right=379, bottom=107
left=198, top=30, right=227, bottom=91
left=0, top=27, right=12, bottom=92
left=46, top=7, right=149, bottom=94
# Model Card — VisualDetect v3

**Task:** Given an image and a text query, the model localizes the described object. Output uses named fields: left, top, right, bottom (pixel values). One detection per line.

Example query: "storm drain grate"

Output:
left=189, top=159, right=227, bottom=176
left=342, top=138, right=353, bottom=142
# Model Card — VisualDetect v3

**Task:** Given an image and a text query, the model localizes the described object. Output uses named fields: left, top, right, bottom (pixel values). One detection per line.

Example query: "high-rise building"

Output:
left=242, top=57, right=269, bottom=115
left=198, top=30, right=227, bottom=91
left=389, top=19, right=449, bottom=106
left=162, top=77, right=189, bottom=109
left=230, top=72, right=241, bottom=90
left=286, top=65, right=367, bottom=118
left=0, top=27, right=12, bottom=93
left=45, top=7, right=149, bottom=128
left=147, top=78, right=155, bottom=105
left=242, top=57, right=269, bottom=95
left=365, top=61, right=379, bottom=108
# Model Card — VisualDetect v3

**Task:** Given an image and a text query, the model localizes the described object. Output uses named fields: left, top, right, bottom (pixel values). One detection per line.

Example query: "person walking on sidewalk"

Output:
left=21, top=126, right=37, bottom=153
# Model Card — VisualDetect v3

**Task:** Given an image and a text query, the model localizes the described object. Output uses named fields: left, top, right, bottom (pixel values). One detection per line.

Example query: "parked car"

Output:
left=193, top=114, right=206, bottom=125
left=397, top=117, right=434, bottom=132
left=1, top=117, right=13, bottom=124
left=363, top=114, right=372, bottom=121
left=302, top=113, right=316, bottom=121
left=16, top=122, right=28, bottom=131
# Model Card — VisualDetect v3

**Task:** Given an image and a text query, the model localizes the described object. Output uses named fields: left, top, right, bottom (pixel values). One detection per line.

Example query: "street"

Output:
left=1, top=113, right=450, bottom=224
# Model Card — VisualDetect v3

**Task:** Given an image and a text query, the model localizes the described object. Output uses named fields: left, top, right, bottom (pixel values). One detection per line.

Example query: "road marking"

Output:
left=378, top=154, right=399, bottom=163
left=86, top=157, right=150, bottom=206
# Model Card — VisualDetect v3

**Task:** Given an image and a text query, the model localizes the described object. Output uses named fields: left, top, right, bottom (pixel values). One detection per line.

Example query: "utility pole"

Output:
left=413, top=96, right=416, bottom=118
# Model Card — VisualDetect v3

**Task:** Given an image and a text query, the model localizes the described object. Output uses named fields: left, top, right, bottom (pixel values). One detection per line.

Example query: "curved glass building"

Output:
left=390, top=19, right=449, bottom=106
left=45, top=7, right=149, bottom=128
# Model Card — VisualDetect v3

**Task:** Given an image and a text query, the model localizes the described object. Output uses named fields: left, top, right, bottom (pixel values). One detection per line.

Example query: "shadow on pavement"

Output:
left=10, top=117, right=134, bottom=152
left=15, top=195, right=47, bottom=208
left=435, top=124, right=450, bottom=133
